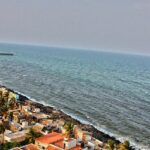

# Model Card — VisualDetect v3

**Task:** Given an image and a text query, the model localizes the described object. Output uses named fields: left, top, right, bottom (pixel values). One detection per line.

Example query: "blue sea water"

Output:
left=0, top=43, right=150, bottom=149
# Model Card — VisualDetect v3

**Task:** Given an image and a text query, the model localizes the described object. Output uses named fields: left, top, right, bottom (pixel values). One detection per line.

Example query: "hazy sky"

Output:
left=0, top=0, right=150, bottom=54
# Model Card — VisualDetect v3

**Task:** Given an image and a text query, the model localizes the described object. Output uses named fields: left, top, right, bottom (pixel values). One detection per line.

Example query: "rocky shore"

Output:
left=1, top=85, right=136, bottom=150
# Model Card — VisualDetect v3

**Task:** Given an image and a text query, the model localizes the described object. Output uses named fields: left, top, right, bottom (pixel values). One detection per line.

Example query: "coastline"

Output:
left=0, top=84, right=137, bottom=150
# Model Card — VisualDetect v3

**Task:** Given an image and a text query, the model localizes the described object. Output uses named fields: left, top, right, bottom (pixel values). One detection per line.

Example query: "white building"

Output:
left=64, top=138, right=77, bottom=149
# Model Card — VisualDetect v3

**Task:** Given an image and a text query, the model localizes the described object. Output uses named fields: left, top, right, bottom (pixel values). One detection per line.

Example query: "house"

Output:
left=47, top=144, right=63, bottom=150
left=35, top=132, right=84, bottom=150
left=48, top=138, right=84, bottom=150
left=74, top=127, right=92, bottom=142
left=10, top=122, right=22, bottom=132
left=87, top=141, right=95, bottom=150
left=13, top=112, right=20, bottom=123
left=22, top=105, right=31, bottom=113
left=32, top=107, right=41, bottom=113
left=4, top=131, right=26, bottom=142
left=40, top=119, right=53, bottom=126
left=32, top=113, right=50, bottom=121
left=63, top=138, right=77, bottom=149
left=35, top=132, right=64, bottom=149
left=55, top=119, right=65, bottom=128
left=92, top=138, right=104, bottom=149
left=32, top=123, right=44, bottom=132
left=5, top=129, right=12, bottom=135
left=21, top=144, right=40, bottom=150
left=20, top=120, right=28, bottom=129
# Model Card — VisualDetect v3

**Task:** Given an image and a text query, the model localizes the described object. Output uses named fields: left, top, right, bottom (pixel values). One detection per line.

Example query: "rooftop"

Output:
left=21, top=144, right=40, bottom=150
left=54, top=140, right=64, bottom=149
left=47, top=144, right=62, bottom=150
left=10, top=148, right=22, bottom=150
left=36, top=132, right=64, bottom=144
left=32, top=113, right=49, bottom=119
left=5, top=131, right=26, bottom=139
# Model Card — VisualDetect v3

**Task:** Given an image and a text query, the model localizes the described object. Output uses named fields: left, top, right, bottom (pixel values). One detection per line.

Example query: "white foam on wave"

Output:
left=94, top=125, right=149, bottom=150
left=14, top=90, right=57, bottom=109
left=60, top=111, right=91, bottom=125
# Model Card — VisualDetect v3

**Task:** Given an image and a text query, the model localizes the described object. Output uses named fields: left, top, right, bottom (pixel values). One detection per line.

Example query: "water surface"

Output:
left=0, top=43, right=150, bottom=149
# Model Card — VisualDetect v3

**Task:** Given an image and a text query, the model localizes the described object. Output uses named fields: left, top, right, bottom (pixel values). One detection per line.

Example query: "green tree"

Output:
left=123, top=140, right=130, bottom=149
left=0, top=123, right=5, bottom=144
left=0, top=90, right=9, bottom=117
left=9, top=97, right=16, bottom=110
left=63, top=122, right=74, bottom=138
left=0, top=142, right=17, bottom=150
left=0, top=104, right=9, bottom=118
left=107, top=139, right=115, bottom=150
left=2, top=90, right=9, bottom=102
left=26, top=129, right=41, bottom=143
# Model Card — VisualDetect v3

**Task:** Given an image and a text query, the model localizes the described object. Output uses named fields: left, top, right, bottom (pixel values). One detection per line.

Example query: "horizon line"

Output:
left=0, top=41, right=150, bottom=57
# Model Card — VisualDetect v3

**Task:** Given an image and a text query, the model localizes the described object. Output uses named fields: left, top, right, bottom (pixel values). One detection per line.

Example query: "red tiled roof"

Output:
left=46, top=145, right=61, bottom=150
left=22, top=144, right=40, bottom=150
left=12, top=148, right=22, bottom=150
left=54, top=140, right=64, bottom=149
left=36, top=132, right=64, bottom=144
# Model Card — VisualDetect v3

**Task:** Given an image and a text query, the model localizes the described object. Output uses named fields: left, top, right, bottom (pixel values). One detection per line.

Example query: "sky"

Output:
left=0, top=0, right=150, bottom=54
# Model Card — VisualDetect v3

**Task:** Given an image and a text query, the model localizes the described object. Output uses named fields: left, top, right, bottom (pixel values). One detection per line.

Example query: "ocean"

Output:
left=0, top=43, right=150, bottom=149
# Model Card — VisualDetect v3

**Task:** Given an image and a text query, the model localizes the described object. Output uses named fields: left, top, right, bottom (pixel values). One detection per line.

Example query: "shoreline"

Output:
left=0, top=85, right=137, bottom=150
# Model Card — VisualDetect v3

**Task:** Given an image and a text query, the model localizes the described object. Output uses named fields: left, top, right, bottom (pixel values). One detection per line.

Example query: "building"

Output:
left=32, top=123, right=44, bottom=133
left=74, top=127, right=92, bottom=142
left=40, top=119, right=53, bottom=126
left=32, top=113, right=50, bottom=120
left=35, top=132, right=84, bottom=150
left=13, top=112, right=20, bottom=123
left=10, top=122, right=22, bottom=132
left=4, top=131, right=26, bottom=143
left=21, top=144, right=40, bottom=150
left=21, top=105, right=31, bottom=113
left=47, top=144, right=62, bottom=150
left=11, top=144, right=40, bottom=150
left=60, top=138, right=77, bottom=149
left=35, top=132, right=64, bottom=149
left=32, top=107, right=41, bottom=113
left=20, top=120, right=28, bottom=129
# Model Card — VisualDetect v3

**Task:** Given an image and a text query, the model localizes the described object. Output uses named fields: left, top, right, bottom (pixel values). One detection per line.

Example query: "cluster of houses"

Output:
left=0, top=87, right=106, bottom=150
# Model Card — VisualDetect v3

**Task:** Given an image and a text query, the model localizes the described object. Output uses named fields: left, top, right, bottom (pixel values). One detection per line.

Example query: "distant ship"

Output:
left=0, top=52, right=14, bottom=56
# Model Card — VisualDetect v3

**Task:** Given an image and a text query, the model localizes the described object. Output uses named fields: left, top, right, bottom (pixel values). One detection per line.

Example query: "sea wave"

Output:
left=0, top=84, right=149, bottom=150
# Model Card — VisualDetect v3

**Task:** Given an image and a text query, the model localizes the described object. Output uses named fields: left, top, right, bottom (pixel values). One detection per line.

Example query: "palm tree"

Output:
left=107, top=139, right=115, bottom=150
left=0, top=123, right=5, bottom=144
left=118, top=143, right=128, bottom=150
left=26, top=129, right=41, bottom=143
left=63, top=122, right=74, bottom=138
left=2, top=90, right=9, bottom=101
left=0, top=104, right=9, bottom=119
left=123, top=140, right=130, bottom=149
left=9, top=97, right=16, bottom=110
